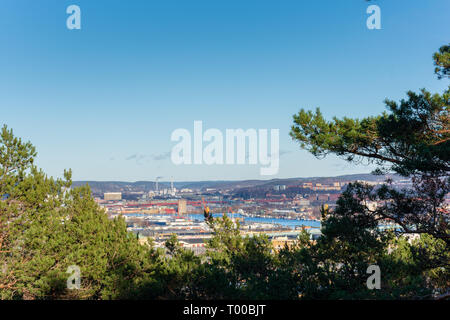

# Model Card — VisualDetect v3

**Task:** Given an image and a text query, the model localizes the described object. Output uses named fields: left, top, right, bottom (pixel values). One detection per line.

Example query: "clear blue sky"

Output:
left=1, top=0, right=449, bottom=181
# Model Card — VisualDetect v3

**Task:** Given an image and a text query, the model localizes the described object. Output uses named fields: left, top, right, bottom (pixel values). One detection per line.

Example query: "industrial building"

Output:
left=104, top=192, right=122, bottom=201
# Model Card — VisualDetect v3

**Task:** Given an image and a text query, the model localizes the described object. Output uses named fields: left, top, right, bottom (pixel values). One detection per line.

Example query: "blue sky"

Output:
left=1, top=0, right=449, bottom=181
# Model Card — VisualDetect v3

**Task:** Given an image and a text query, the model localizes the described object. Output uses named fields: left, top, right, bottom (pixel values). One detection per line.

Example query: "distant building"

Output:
left=297, top=199, right=310, bottom=206
left=273, top=185, right=286, bottom=191
left=317, top=194, right=329, bottom=201
left=104, top=192, right=122, bottom=201
left=178, top=199, right=187, bottom=215
left=303, top=182, right=313, bottom=189
left=301, top=182, right=341, bottom=191
left=366, top=201, right=378, bottom=211
left=329, top=194, right=341, bottom=202
left=271, top=237, right=296, bottom=251
left=308, top=228, right=322, bottom=241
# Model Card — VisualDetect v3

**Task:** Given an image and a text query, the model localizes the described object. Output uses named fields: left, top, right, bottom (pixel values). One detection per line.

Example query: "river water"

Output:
left=186, top=213, right=321, bottom=229
left=122, top=212, right=321, bottom=229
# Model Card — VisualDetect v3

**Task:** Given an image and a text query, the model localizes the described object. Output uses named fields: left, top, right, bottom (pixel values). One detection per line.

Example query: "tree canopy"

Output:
left=290, top=89, right=449, bottom=176
left=289, top=45, right=449, bottom=298
left=0, top=125, right=159, bottom=299
left=434, top=43, right=450, bottom=80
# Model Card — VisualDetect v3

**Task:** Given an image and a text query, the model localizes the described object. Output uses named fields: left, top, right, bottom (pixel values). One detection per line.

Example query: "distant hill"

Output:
left=73, top=173, right=400, bottom=196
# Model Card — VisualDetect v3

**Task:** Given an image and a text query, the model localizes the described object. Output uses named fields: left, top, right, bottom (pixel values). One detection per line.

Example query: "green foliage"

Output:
left=290, top=89, right=449, bottom=176
left=434, top=44, right=450, bottom=79
left=0, top=125, right=159, bottom=299
left=196, top=215, right=276, bottom=299
left=288, top=45, right=450, bottom=299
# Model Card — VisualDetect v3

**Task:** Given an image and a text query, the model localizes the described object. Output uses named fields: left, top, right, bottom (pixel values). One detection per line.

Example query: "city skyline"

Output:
left=1, top=0, right=449, bottom=181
